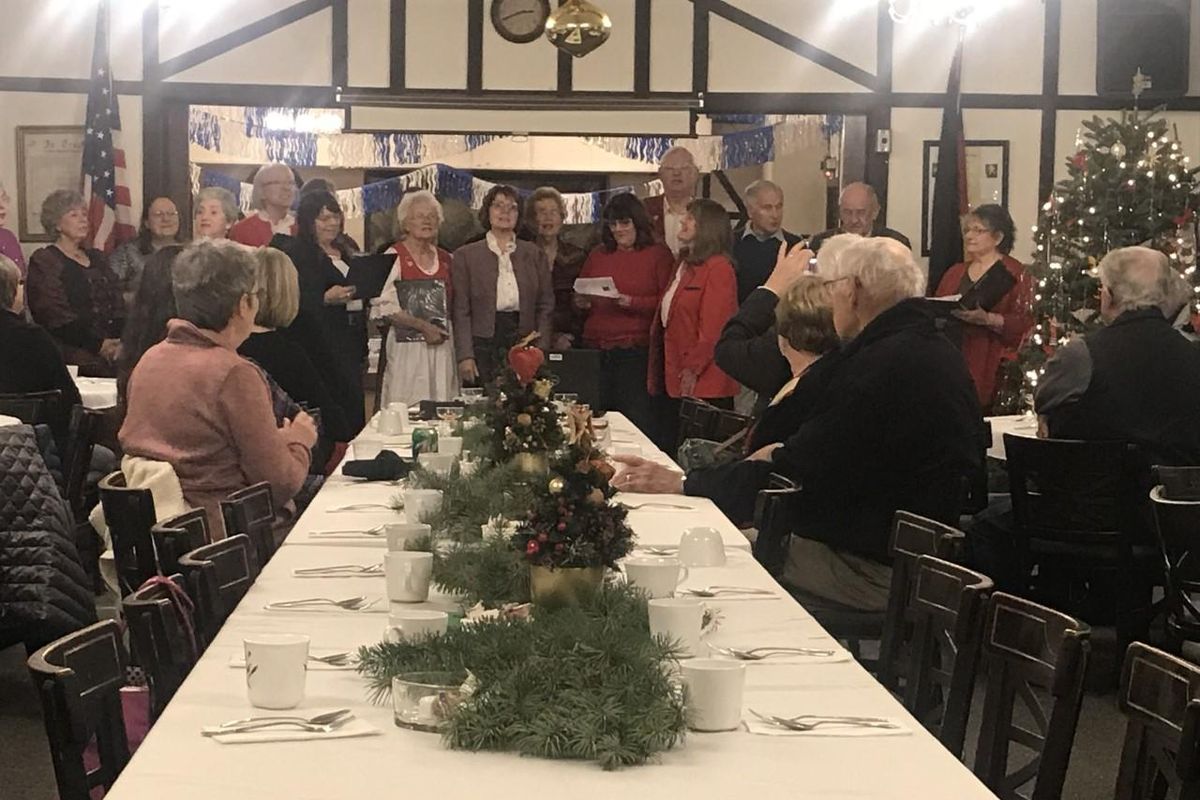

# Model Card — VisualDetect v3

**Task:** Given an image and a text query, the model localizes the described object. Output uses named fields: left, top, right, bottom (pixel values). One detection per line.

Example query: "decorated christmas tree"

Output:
left=996, top=107, right=1200, bottom=412
left=481, top=335, right=565, bottom=466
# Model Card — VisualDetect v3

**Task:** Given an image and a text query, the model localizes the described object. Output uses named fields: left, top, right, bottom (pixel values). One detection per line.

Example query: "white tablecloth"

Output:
left=986, top=414, right=1039, bottom=461
left=74, top=376, right=118, bottom=409
left=105, top=413, right=996, bottom=800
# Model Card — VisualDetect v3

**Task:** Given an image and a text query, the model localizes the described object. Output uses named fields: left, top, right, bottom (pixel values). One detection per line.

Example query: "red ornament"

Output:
left=557, top=522, right=567, bottom=531
left=1071, top=150, right=1087, bottom=170
left=507, top=333, right=545, bottom=385
left=1174, top=207, right=1195, bottom=225
left=526, top=540, right=540, bottom=555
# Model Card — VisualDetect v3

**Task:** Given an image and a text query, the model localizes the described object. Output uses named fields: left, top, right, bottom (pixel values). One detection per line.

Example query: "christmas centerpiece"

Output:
left=481, top=334, right=564, bottom=474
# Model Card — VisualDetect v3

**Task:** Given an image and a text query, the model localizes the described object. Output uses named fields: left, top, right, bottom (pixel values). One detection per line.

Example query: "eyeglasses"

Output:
left=149, top=211, right=179, bottom=220
left=409, top=213, right=439, bottom=224
left=491, top=203, right=519, bottom=213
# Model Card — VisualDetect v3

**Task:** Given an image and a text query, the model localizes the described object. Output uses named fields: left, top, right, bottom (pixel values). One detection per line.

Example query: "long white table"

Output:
left=986, top=414, right=1039, bottom=461
left=74, top=376, right=118, bottom=409
left=105, top=413, right=997, bottom=800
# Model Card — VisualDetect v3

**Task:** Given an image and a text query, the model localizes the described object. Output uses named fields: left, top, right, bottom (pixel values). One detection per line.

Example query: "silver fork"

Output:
left=682, top=586, right=775, bottom=598
left=309, top=526, right=387, bottom=538
left=265, top=596, right=373, bottom=611
left=749, top=709, right=897, bottom=731
left=712, top=645, right=835, bottom=660
left=294, top=563, right=384, bottom=575
left=327, top=503, right=395, bottom=512
left=620, top=501, right=695, bottom=511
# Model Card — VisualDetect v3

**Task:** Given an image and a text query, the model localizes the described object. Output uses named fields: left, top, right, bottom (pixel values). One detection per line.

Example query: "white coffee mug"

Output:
left=439, top=436, right=464, bottom=457
left=680, top=659, right=746, bottom=732
left=624, top=556, right=689, bottom=599
left=379, top=407, right=405, bottom=436
left=243, top=634, right=309, bottom=709
left=385, top=551, right=434, bottom=602
left=386, top=522, right=431, bottom=552
left=385, top=609, right=449, bottom=642
left=648, top=597, right=704, bottom=657
left=679, top=526, right=726, bottom=567
left=417, top=452, right=456, bottom=476
left=354, top=438, right=384, bottom=461
left=403, top=489, right=443, bottom=523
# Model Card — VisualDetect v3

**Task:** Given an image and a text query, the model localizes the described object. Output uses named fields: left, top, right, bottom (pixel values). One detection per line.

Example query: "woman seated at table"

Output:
left=193, top=187, right=239, bottom=241
left=372, top=190, right=458, bottom=407
left=452, top=185, right=554, bottom=387
left=526, top=186, right=588, bottom=350
left=933, top=203, right=1031, bottom=412
left=576, top=193, right=675, bottom=436
left=649, top=198, right=739, bottom=452
left=26, top=190, right=124, bottom=377
left=119, top=240, right=317, bottom=535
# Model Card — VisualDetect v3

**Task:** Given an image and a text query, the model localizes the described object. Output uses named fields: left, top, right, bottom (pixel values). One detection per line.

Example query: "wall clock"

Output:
left=491, top=0, right=552, bottom=44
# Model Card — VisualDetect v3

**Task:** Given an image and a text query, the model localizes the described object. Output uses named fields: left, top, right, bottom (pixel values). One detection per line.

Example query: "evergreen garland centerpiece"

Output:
left=482, top=334, right=564, bottom=472
left=997, top=108, right=1199, bottom=411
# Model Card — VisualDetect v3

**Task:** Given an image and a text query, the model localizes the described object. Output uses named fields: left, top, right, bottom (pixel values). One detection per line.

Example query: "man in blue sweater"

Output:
left=732, top=180, right=804, bottom=304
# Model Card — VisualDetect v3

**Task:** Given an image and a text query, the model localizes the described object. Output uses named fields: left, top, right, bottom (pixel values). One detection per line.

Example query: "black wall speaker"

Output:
left=1097, top=0, right=1190, bottom=98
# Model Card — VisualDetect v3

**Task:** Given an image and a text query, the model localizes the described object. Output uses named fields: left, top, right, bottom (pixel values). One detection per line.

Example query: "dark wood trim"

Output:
left=712, top=169, right=747, bottom=224
left=0, top=76, right=142, bottom=94
left=692, top=0, right=709, bottom=95
left=556, top=1, right=572, bottom=95
left=704, top=91, right=1191, bottom=114
left=1038, top=0, right=1062, bottom=203
left=331, top=0, right=348, bottom=88
left=633, top=0, right=651, bottom=96
left=467, top=0, right=484, bottom=94
left=703, top=0, right=880, bottom=92
left=154, top=0, right=333, bottom=80
left=870, top=2, right=893, bottom=223
left=390, top=0, right=407, bottom=90
left=159, top=83, right=337, bottom=106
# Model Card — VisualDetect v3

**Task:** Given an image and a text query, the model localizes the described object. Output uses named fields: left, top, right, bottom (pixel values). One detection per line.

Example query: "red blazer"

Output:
left=649, top=254, right=740, bottom=399
left=643, top=194, right=666, bottom=244
left=935, top=254, right=1033, bottom=410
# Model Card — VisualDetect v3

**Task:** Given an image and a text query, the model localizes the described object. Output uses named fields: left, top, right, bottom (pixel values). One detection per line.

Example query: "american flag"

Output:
left=82, top=0, right=134, bottom=252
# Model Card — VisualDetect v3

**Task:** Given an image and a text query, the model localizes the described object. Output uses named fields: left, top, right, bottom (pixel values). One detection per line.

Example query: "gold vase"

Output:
left=513, top=452, right=549, bottom=475
left=529, top=564, right=604, bottom=608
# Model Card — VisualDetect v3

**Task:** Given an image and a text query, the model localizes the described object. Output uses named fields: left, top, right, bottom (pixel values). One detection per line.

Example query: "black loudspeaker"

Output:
left=1096, top=0, right=1189, bottom=98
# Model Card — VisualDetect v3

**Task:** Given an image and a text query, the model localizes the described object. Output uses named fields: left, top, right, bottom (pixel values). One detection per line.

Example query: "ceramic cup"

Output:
left=624, top=556, right=689, bottom=599
left=385, top=609, right=449, bottom=643
left=385, top=522, right=431, bottom=552
left=354, top=438, right=384, bottom=461
left=417, top=452, right=456, bottom=476
left=679, top=526, right=726, bottom=567
left=438, top=436, right=464, bottom=457
left=243, top=633, right=309, bottom=709
left=680, top=659, right=746, bottom=732
left=402, top=489, right=443, bottom=524
left=385, top=551, right=434, bottom=603
left=648, top=597, right=704, bottom=657
left=378, top=407, right=406, bottom=436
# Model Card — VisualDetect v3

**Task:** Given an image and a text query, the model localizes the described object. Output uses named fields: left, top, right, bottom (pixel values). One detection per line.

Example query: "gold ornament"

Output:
left=532, top=378, right=553, bottom=400
left=548, top=477, right=566, bottom=494
left=516, top=413, right=533, bottom=427
left=545, top=0, right=611, bottom=58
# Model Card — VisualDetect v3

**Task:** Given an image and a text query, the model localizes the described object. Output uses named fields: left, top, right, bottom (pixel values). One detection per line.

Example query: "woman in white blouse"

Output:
left=371, top=190, right=458, bottom=406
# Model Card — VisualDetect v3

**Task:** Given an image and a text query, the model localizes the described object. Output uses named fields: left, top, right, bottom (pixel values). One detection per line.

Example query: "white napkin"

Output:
left=743, top=716, right=911, bottom=737
left=263, top=597, right=386, bottom=614
left=228, top=653, right=356, bottom=671
left=202, top=717, right=382, bottom=744
left=708, top=646, right=852, bottom=665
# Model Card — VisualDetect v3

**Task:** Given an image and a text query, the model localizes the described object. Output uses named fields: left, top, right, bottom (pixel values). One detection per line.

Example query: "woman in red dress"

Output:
left=934, top=204, right=1032, bottom=412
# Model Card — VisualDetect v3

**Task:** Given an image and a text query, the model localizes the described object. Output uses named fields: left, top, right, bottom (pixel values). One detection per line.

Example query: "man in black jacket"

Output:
left=616, top=238, right=982, bottom=611
left=731, top=180, right=803, bottom=304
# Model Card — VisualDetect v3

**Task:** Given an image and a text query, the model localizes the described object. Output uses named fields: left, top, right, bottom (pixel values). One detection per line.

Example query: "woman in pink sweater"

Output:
left=120, top=241, right=317, bottom=536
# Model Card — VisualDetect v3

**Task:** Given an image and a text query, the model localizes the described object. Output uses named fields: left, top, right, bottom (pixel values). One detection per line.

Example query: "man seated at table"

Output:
left=614, top=237, right=982, bottom=611
left=1035, top=245, right=1200, bottom=466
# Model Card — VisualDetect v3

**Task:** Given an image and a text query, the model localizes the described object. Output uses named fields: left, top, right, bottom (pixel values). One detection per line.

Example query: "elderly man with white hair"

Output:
left=1035, top=245, right=1200, bottom=466
left=644, top=146, right=699, bottom=256
left=809, top=182, right=910, bottom=254
left=616, top=237, right=982, bottom=611
left=732, top=179, right=804, bottom=304
left=229, top=162, right=298, bottom=247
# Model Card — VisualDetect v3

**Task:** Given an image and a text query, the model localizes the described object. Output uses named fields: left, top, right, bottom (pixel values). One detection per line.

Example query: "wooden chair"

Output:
left=711, top=408, right=753, bottom=442
left=751, top=474, right=801, bottom=577
left=1005, top=434, right=1161, bottom=659
left=0, top=388, right=62, bottom=426
left=122, top=576, right=200, bottom=720
left=220, top=482, right=278, bottom=567
left=1149, top=485, right=1200, bottom=652
left=1157, top=466, right=1200, bottom=501
left=973, top=592, right=1091, bottom=800
left=26, top=620, right=131, bottom=800
left=62, top=405, right=104, bottom=517
left=97, top=471, right=159, bottom=596
left=1113, top=642, right=1200, bottom=800
left=178, top=535, right=259, bottom=645
left=151, top=508, right=211, bottom=578
left=903, top=555, right=994, bottom=759
left=676, top=398, right=720, bottom=450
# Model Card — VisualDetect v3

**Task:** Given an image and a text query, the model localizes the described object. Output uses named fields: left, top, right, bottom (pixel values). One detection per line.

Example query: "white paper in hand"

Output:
left=574, top=277, right=619, bottom=297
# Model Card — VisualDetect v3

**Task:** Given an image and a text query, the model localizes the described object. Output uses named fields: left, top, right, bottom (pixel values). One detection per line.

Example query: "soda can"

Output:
left=412, top=426, right=439, bottom=455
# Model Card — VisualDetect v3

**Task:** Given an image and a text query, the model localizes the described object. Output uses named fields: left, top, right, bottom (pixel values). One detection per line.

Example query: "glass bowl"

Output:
left=392, top=671, right=469, bottom=732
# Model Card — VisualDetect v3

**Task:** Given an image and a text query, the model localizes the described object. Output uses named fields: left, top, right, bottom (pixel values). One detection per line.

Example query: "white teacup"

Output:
left=385, top=609, right=448, bottom=642
left=439, top=436, right=464, bottom=457
left=385, top=522, right=431, bottom=552
left=385, top=551, right=434, bottom=602
left=354, top=438, right=384, bottom=461
left=648, top=597, right=704, bottom=657
left=679, top=526, right=726, bottom=567
left=243, top=634, right=309, bottom=709
left=379, top=407, right=406, bottom=436
left=417, top=452, right=456, bottom=476
left=680, top=659, right=746, bottom=732
left=624, top=556, right=689, bottom=599
left=402, top=489, right=443, bottom=523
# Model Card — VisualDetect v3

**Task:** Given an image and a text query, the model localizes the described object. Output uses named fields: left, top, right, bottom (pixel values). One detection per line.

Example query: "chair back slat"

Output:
left=711, top=409, right=753, bottom=442
left=677, top=398, right=720, bottom=450
left=1150, top=486, right=1200, bottom=648
left=751, top=478, right=800, bottom=577
left=63, top=405, right=103, bottom=516
left=0, top=389, right=62, bottom=426
left=26, top=620, right=131, bottom=800
left=1114, top=642, right=1200, bottom=800
left=98, top=471, right=159, bottom=596
left=177, top=535, right=259, bottom=644
left=151, top=509, right=211, bottom=578
left=972, top=592, right=1090, bottom=800
left=220, top=482, right=277, bottom=566
left=123, top=576, right=198, bottom=720
left=903, top=555, right=993, bottom=758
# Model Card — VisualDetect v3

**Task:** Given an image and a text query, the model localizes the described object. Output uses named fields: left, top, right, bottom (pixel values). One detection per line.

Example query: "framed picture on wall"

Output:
left=16, top=126, right=85, bottom=242
left=921, top=139, right=1010, bottom=256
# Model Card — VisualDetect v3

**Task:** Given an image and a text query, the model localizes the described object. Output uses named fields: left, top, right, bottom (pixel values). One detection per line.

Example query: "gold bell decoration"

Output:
left=545, top=0, right=611, bottom=58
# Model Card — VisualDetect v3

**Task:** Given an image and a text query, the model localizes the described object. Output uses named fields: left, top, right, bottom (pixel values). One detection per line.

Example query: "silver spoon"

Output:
left=681, top=586, right=775, bottom=598
left=309, top=525, right=387, bottom=538
left=218, top=708, right=352, bottom=729
left=712, top=645, right=834, bottom=660
left=749, top=709, right=897, bottom=731
left=294, top=563, right=384, bottom=575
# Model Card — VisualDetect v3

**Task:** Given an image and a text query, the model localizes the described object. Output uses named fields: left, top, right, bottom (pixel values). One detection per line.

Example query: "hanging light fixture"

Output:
left=888, top=0, right=978, bottom=27
left=545, top=0, right=612, bottom=58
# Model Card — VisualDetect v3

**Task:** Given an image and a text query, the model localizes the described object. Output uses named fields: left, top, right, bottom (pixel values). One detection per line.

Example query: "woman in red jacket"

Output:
left=934, top=203, right=1032, bottom=411
left=649, top=198, right=739, bottom=452
left=577, top=193, right=675, bottom=435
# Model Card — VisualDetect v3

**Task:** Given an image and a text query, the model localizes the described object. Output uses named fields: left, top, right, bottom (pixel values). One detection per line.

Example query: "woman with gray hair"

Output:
left=193, top=186, right=239, bottom=240
left=229, top=162, right=298, bottom=247
left=371, top=190, right=457, bottom=406
left=119, top=240, right=317, bottom=534
left=27, top=188, right=124, bottom=376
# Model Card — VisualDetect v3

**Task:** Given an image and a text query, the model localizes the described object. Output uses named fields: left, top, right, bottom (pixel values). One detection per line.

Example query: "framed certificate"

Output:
left=15, top=126, right=85, bottom=242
